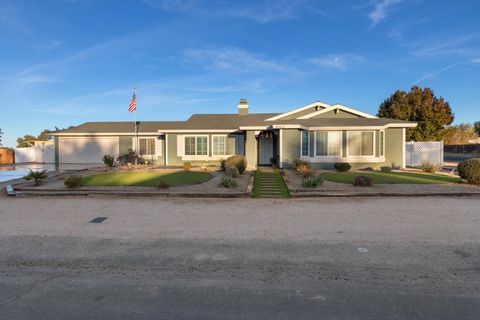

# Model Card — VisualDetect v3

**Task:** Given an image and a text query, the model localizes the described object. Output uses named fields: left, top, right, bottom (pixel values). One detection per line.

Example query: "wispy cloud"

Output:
left=0, top=5, right=34, bottom=38
left=182, top=47, right=301, bottom=75
left=369, top=0, right=402, bottom=26
left=142, top=0, right=324, bottom=23
left=412, top=61, right=464, bottom=85
left=411, top=33, right=480, bottom=57
left=308, top=54, right=364, bottom=71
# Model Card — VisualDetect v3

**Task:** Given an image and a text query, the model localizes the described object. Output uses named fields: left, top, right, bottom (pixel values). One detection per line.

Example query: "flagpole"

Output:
left=133, top=88, right=138, bottom=165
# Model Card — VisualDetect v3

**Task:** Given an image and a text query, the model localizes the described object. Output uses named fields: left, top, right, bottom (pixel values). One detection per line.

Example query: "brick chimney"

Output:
left=238, top=98, right=248, bottom=115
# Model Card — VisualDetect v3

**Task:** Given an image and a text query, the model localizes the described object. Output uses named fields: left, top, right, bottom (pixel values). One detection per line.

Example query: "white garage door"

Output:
left=59, top=137, right=119, bottom=164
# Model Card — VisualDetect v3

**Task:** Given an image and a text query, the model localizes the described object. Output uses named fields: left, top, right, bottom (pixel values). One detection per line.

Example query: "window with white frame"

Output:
left=315, top=131, right=342, bottom=156
left=301, top=131, right=309, bottom=157
left=212, top=135, right=226, bottom=156
left=379, top=130, right=385, bottom=157
left=347, top=131, right=374, bottom=156
left=184, top=136, right=208, bottom=156
left=139, top=138, right=156, bottom=156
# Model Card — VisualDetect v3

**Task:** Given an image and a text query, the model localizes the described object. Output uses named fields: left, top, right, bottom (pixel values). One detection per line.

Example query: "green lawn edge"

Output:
left=321, top=171, right=461, bottom=185
left=82, top=171, right=213, bottom=187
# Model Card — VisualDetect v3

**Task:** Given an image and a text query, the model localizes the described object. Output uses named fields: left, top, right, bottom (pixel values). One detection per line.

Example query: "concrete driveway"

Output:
left=0, top=197, right=479, bottom=319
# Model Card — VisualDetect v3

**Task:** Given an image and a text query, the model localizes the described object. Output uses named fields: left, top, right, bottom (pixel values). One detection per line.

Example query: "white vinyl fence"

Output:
left=14, top=145, right=55, bottom=164
left=405, top=141, right=443, bottom=167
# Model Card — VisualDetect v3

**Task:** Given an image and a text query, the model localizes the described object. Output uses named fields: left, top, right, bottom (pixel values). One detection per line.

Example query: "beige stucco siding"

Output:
left=384, top=128, right=404, bottom=168
left=281, top=129, right=301, bottom=167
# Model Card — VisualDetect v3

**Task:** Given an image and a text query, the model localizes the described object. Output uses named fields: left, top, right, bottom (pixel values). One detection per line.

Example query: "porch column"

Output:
left=245, top=130, right=258, bottom=170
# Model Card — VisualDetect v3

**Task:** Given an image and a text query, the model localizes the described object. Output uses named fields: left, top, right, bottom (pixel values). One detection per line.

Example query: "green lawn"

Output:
left=321, top=171, right=461, bottom=185
left=82, top=171, right=212, bottom=187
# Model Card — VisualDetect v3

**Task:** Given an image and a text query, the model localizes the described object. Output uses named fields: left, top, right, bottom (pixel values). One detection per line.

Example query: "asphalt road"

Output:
left=0, top=196, right=479, bottom=319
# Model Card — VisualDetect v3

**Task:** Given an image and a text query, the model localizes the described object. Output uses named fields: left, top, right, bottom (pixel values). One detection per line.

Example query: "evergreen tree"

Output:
left=378, top=86, right=454, bottom=141
left=0, top=128, right=3, bottom=146
left=474, top=121, right=480, bottom=135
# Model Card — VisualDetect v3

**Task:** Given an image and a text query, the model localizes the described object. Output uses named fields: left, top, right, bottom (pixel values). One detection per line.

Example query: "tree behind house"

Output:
left=474, top=121, right=480, bottom=135
left=443, top=123, right=478, bottom=145
left=378, top=86, right=454, bottom=141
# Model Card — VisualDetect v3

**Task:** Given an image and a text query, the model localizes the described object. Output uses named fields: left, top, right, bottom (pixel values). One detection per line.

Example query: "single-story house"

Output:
left=49, top=99, right=417, bottom=169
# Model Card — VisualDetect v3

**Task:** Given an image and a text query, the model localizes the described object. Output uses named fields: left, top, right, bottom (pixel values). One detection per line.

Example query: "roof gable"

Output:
left=266, top=102, right=377, bottom=121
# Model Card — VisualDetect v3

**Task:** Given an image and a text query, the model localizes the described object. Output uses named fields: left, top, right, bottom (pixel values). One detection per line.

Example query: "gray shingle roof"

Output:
left=51, top=113, right=415, bottom=135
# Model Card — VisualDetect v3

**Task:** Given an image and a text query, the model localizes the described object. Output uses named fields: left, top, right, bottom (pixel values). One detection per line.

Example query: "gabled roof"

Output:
left=265, top=101, right=377, bottom=121
left=49, top=100, right=416, bottom=136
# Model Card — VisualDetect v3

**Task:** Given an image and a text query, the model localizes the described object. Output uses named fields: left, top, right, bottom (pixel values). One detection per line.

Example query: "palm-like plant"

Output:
left=23, top=169, right=48, bottom=186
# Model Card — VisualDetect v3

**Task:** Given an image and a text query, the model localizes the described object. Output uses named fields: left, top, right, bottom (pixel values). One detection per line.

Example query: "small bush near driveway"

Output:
left=334, top=163, right=351, bottom=172
left=354, top=175, right=373, bottom=187
left=23, top=169, right=48, bottom=186
left=103, top=155, right=115, bottom=167
left=64, top=175, right=82, bottom=188
left=458, top=158, right=480, bottom=185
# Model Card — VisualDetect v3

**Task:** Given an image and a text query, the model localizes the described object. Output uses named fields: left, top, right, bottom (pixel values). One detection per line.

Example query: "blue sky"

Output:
left=1, top=0, right=479, bottom=147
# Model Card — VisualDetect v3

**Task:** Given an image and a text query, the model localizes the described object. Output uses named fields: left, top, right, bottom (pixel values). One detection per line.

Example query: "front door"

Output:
left=258, top=133, right=274, bottom=165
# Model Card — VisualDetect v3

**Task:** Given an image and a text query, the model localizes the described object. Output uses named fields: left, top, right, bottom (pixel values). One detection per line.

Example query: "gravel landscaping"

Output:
left=13, top=167, right=252, bottom=196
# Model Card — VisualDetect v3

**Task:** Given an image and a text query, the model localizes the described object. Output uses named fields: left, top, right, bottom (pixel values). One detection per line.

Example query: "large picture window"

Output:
left=139, top=138, right=156, bottom=156
left=185, top=136, right=208, bottom=156
left=315, top=131, right=342, bottom=156
left=348, top=131, right=374, bottom=156
left=301, top=131, right=309, bottom=157
left=212, top=135, right=226, bottom=156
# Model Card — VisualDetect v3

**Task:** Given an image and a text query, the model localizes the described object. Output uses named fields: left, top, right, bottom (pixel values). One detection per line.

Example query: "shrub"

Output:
left=420, top=161, right=438, bottom=173
left=158, top=180, right=171, bottom=189
left=183, top=162, right=192, bottom=171
left=300, top=168, right=315, bottom=178
left=302, top=176, right=324, bottom=188
left=334, top=163, right=351, bottom=172
left=224, top=156, right=247, bottom=174
left=117, top=148, right=145, bottom=165
left=380, top=166, right=392, bottom=173
left=225, top=165, right=239, bottom=178
left=23, top=169, right=48, bottom=186
left=292, top=159, right=309, bottom=171
left=391, top=162, right=401, bottom=170
left=64, top=175, right=82, bottom=188
left=457, top=158, right=480, bottom=185
left=218, top=177, right=237, bottom=188
left=353, top=175, right=373, bottom=187
left=102, top=155, right=115, bottom=167
left=220, top=159, right=226, bottom=171
left=270, top=156, right=278, bottom=167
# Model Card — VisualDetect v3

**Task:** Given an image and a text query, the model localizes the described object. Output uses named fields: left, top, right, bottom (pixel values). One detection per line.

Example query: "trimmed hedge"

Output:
left=458, top=158, right=480, bottom=185
left=334, top=163, right=351, bottom=172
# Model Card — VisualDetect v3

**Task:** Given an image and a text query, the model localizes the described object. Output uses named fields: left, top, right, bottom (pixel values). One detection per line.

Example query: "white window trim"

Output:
left=133, top=137, right=160, bottom=160
left=313, top=131, right=343, bottom=158
left=379, top=130, right=385, bottom=157
left=346, top=131, right=376, bottom=158
left=183, top=135, right=209, bottom=158
left=212, top=135, right=227, bottom=156
left=300, top=130, right=310, bottom=158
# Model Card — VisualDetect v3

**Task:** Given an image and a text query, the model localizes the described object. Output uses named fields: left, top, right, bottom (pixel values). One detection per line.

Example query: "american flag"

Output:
left=128, top=91, right=136, bottom=112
